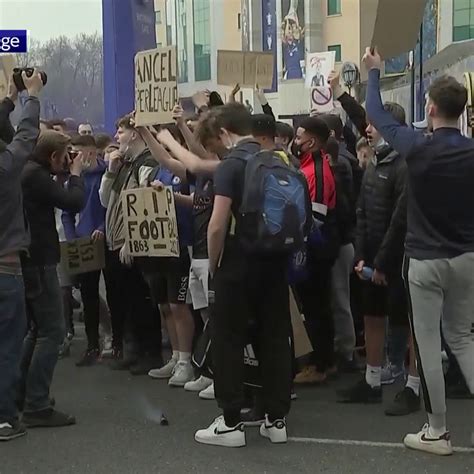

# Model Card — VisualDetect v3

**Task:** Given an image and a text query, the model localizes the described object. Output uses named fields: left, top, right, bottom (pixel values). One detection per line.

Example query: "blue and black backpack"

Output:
left=233, top=149, right=312, bottom=254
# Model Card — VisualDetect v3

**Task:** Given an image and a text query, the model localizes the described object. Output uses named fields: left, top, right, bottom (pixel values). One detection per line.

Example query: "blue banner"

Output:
left=262, top=0, right=278, bottom=93
left=102, top=0, right=157, bottom=133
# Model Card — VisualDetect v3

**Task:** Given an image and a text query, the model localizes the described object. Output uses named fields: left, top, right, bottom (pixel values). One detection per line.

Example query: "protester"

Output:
left=20, top=130, right=85, bottom=428
left=62, top=134, right=108, bottom=366
left=0, top=71, right=43, bottom=442
left=94, top=133, right=114, bottom=155
left=275, top=121, right=295, bottom=154
left=40, top=120, right=53, bottom=132
left=292, top=117, right=339, bottom=384
left=134, top=125, right=196, bottom=387
left=364, top=47, right=474, bottom=455
left=49, top=119, right=68, bottom=135
left=356, top=137, right=372, bottom=170
left=195, top=103, right=294, bottom=447
left=337, top=100, right=421, bottom=418
left=99, top=114, right=161, bottom=375
left=78, top=123, right=93, bottom=136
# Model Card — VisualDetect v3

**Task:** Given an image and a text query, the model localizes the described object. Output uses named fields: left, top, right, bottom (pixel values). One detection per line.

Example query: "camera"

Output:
left=12, top=68, right=48, bottom=92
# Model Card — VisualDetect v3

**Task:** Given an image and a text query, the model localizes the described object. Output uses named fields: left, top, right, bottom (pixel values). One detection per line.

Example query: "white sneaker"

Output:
left=148, top=358, right=177, bottom=379
left=259, top=415, right=288, bottom=444
left=404, top=424, right=453, bottom=456
left=199, top=382, right=215, bottom=400
left=184, top=375, right=213, bottom=392
left=195, top=416, right=245, bottom=448
left=168, top=361, right=194, bottom=387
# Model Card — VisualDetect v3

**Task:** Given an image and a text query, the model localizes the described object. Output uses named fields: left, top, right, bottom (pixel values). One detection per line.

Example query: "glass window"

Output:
left=327, top=0, right=341, bottom=16
left=193, top=0, right=211, bottom=81
left=155, top=10, right=162, bottom=25
left=453, top=0, right=474, bottom=41
left=328, top=44, right=342, bottom=62
left=177, top=0, right=188, bottom=83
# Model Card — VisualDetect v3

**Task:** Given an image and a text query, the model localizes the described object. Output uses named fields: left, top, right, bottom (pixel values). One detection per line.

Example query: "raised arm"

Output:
left=156, top=128, right=220, bottom=176
left=138, top=126, right=187, bottom=181
left=363, top=48, right=423, bottom=158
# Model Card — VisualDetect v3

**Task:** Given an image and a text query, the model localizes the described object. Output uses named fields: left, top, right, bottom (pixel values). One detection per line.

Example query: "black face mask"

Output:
left=291, top=139, right=313, bottom=159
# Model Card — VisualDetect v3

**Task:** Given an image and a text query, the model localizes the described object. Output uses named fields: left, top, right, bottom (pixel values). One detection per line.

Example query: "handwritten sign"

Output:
left=0, top=55, right=16, bottom=99
left=310, top=86, right=334, bottom=114
left=60, top=238, right=105, bottom=275
left=121, top=186, right=180, bottom=257
left=217, top=50, right=274, bottom=89
left=134, top=46, right=178, bottom=126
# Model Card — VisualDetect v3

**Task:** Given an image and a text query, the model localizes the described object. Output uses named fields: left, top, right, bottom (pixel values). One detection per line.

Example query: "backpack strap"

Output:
left=312, top=151, right=328, bottom=216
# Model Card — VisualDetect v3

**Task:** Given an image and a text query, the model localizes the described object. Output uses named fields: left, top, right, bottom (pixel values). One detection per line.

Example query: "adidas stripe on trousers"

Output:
left=403, top=253, right=474, bottom=416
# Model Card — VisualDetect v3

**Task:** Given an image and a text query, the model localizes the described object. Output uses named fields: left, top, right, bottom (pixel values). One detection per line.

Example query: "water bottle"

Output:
left=360, top=266, right=374, bottom=281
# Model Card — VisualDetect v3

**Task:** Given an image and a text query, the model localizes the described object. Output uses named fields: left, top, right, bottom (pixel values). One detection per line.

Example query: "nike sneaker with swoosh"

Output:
left=404, top=424, right=453, bottom=456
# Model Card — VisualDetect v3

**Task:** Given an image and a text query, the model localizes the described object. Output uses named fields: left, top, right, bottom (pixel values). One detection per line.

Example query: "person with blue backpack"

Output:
left=194, top=103, right=311, bottom=448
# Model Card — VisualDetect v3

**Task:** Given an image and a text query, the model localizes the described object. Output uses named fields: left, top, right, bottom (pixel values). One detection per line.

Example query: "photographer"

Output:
left=19, top=130, right=85, bottom=429
left=0, top=71, right=43, bottom=442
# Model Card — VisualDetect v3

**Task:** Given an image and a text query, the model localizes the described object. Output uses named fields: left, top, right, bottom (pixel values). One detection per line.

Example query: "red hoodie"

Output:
left=299, top=151, right=336, bottom=210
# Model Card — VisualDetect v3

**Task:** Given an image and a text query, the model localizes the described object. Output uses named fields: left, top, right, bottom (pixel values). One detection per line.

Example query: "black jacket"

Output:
left=0, top=97, right=40, bottom=258
left=355, top=146, right=407, bottom=274
left=22, top=162, right=85, bottom=266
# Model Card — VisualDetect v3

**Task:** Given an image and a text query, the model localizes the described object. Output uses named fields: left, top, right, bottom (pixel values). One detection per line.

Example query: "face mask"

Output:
left=291, top=139, right=312, bottom=159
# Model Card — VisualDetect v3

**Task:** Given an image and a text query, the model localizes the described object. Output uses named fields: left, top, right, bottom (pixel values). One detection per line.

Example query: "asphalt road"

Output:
left=1, top=333, right=472, bottom=474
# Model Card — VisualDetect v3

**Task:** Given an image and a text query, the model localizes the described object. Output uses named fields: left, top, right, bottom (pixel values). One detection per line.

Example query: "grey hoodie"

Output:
left=0, top=96, right=40, bottom=260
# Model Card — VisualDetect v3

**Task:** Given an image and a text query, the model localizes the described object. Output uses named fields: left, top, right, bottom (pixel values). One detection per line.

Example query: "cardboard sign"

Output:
left=121, top=186, right=179, bottom=257
left=134, top=46, right=178, bottom=126
left=60, top=238, right=105, bottom=275
left=217, top=50, right=274, bottom=89
left=310, top=86, right=334, bottom=114
left=0, top=55, right=16, bottom=99
left=290, top=288, right=313, bottom=358
left=371, top=0, right=427, bottom=59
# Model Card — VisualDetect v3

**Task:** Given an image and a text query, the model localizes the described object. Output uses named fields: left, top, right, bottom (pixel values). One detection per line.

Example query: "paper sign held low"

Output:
left=122, top=186, right=180, bottom=258
left=60, top=238, right=105, bottom=275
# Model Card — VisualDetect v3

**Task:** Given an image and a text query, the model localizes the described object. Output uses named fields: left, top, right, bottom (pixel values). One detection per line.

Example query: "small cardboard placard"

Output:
left=0, top=55, right=16, bottom=99
left=134, top=46, right=178, bottom=126
left=121, top=186, right=180, bottom=258
left=60, top=237, right=105, bottom=275
left=371, top=0, right=427, bottom=59
left=217, top=50, right=274, bottom=89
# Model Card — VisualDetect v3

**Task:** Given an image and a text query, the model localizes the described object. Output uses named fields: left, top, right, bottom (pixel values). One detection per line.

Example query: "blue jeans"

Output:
left=20, top=265, right=64, bottom=412
left=0, top=273, right=27, bottom=423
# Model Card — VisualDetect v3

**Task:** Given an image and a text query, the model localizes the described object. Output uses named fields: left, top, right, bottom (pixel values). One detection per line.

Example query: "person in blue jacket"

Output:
left=62, top=134, right=107, bottom=367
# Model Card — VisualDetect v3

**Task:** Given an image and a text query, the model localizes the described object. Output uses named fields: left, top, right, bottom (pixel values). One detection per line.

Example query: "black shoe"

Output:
left=22, top=408, right=76, bottom=428
left=0, top=420, right=27, bottom=441
left=240, top=408, right=265, bottom=427
left=337, top=379, right=382, bottom=404
left=129, top=356, right=163, bottom=376
left=385, top=387, right=421, bottom=416
left=76, top=348, right=100, bottom=367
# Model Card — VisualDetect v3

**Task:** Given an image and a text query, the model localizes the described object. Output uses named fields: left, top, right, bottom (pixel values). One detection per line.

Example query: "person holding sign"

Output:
left=99, top=114, right=161, bottom=375
left=20, top=131, right=85, bottom=428
left=137, top=125, right=198, bottom=388
left=62, top=135, right=108, bottom=367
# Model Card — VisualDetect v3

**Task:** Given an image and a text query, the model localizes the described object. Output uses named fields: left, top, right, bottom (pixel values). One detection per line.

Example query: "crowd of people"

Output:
left=0, top=47, right=473, bottom=457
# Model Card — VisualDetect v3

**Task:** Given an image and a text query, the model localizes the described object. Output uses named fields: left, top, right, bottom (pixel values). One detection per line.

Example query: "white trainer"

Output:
left=184, top=375, right=213, bottom=392
left=404, top=424, right=453, bottom=456
left=259, top=415, right=288, bottom=444
left=168, top=361, right=194, bottom=387
left=195, top=416, right=246, bottom=448
left=199, top=382, right=215, bottom=400
left=148, top=358, right=177, bottom=379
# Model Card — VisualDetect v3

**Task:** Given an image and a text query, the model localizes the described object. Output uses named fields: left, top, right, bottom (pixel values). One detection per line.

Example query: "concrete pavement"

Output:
left=1, top=335, right=472, bottom=474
